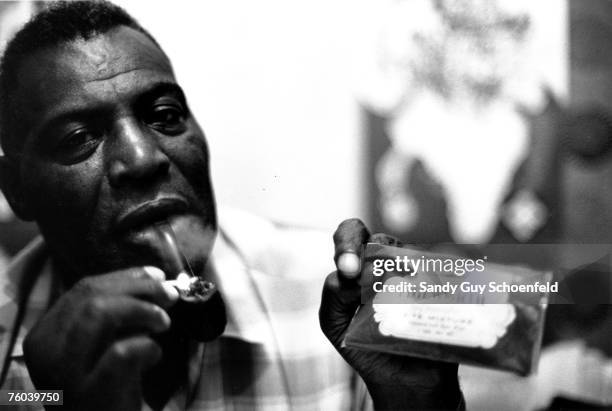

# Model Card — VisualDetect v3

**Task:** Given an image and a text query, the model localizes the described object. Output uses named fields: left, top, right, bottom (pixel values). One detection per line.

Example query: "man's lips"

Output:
left=114, top=197, right=190, bottom=234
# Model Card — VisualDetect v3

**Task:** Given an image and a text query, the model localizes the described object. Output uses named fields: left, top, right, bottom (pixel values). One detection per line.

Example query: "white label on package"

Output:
left=373, top=297, right=516, bottom=349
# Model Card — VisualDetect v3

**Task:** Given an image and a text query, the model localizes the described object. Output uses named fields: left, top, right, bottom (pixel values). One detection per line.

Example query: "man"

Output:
left=0, top=1, right=462, bottom=410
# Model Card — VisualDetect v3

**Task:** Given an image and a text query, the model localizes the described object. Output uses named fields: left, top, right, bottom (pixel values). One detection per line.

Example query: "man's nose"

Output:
left=107, top=119, right=170, bottom=188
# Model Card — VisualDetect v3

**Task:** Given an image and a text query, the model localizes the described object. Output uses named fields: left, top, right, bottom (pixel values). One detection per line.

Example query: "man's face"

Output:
left=9, top=26, right=217, bottom=280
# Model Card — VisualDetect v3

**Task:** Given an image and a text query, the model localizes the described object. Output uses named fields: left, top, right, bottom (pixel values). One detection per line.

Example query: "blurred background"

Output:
left=3, top=1, right=612, bottom=409
left=1, top=0, right=572, bottom=243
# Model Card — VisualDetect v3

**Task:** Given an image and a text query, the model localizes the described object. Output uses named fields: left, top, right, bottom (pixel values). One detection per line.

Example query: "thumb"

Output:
left=320, top=219, right=370, bottom=347
left=333, top=218, right=370, bottom=279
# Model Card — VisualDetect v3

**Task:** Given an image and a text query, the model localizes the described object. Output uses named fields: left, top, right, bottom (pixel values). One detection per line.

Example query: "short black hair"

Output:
left=0, top=0, right=160, bottom=157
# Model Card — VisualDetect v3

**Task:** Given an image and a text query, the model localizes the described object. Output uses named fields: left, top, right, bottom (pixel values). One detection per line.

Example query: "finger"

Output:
left=96, top=335, right=162, bottom=375
left=88, top=336, right=162, bottom=410
left=319, top=271, right=361, bottom=348
left=82, top=296, right=171, bottom=336
left=322, top=219, right=370, bottom=347
left=64, top=295, right=170, bottom=370
left=74, top=267, right=179, bottom=308
left=333, top=218, right=370, bottom=279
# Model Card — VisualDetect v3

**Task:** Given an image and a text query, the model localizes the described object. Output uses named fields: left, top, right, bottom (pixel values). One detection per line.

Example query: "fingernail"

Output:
left=162, top=281, right=180, bottom=303
left=337, top=252, right=361, bottom=278
left=144, top=266, right=166, bottom=282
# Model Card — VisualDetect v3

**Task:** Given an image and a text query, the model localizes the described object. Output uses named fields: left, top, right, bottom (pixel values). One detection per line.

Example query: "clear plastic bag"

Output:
left=344, top=243, right=552, bottom=375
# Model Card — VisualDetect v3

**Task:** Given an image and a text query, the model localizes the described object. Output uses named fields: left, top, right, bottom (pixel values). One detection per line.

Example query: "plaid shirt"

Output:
left=0, top=209, right=371, bottom=410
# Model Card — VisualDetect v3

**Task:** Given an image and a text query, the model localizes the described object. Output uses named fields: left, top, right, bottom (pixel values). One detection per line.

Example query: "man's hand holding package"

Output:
left=320, top=219, right=464, bottom=410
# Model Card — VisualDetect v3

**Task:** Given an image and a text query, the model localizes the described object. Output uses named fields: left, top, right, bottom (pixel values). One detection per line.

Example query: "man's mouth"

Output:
left=114, top=197, right=190, bottom=235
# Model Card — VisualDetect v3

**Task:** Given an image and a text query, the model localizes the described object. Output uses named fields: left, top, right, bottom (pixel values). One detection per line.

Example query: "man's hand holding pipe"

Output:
left=23, top=267, right=179, bottom=411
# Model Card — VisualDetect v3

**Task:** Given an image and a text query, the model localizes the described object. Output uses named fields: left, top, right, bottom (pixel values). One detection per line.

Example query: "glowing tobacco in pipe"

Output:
left=153, top=222, right=226, bottom=342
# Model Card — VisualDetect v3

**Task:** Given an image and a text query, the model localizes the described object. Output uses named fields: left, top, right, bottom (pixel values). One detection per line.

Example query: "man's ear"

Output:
left=0, top=155, right=34, bottom=221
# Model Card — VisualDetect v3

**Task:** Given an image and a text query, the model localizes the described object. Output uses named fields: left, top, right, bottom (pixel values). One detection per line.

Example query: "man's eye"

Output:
left=55, top=128, right=100, bottom=163
left=146, top=105, right=187, bottom=134
left=60, top=129, right=96, bottom=148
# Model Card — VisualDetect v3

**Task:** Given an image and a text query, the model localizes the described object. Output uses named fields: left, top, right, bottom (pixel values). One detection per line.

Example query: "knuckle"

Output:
left=109, top=338, right=160, bottom=367
left=323, top=271, right=340, bottom=289
left=109, top=341, right=132, bottom=363
left=128, top=267, right=149, bottom=280
left=90, top=296, right=108, bottom=313
left=148, top=340, right=163, bottom=361
left=144, top=278, right=164, bottom=295
left=73, top=278, right=97, bottom=296
left=83, top=296, right=108, bottom=319
left=139, top=279, right=169, bottom=305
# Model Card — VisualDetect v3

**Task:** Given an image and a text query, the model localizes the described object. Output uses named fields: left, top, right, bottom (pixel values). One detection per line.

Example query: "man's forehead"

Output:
left=16, top=25, right=174, bottom=98
left=11, top=25, right=177, bottom=144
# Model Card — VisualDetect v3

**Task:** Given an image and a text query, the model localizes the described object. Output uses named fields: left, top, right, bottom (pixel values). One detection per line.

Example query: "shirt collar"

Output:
left=0, top=237, right=52, bottom=361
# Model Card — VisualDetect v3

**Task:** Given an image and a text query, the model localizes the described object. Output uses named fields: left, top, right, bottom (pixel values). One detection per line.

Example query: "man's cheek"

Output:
left=170, top=135, right=212, bottom=190
left=27, top=168, right=99, bottom=225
